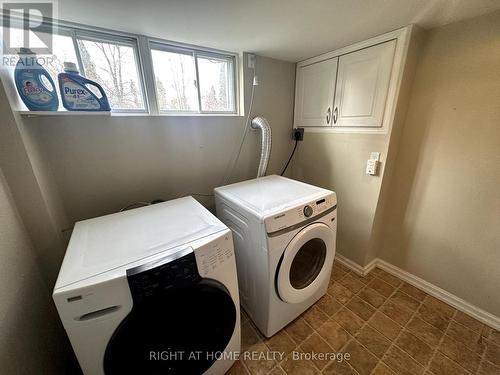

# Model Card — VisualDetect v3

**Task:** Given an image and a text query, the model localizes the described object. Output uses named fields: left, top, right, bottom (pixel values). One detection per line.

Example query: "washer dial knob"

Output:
left=303, top=205, right=313, bottom=217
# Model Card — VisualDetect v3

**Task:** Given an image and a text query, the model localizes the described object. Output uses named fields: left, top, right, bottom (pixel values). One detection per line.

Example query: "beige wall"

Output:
left=0, top=168, right=66, bottom=374
left=293, top=132, right=389, bottom=265
left=377, top=11, right=500, bottom=316
left=0, top=79, right=68, bottom=287
left=17, top=55, right=296, bottom=225
left=292, top=28, right=423, bottom=266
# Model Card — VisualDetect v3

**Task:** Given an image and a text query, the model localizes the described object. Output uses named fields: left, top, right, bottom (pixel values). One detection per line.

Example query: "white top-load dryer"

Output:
left=53, top=197, right=240, bottom=375
left=215, top=175, right=337, bottom=337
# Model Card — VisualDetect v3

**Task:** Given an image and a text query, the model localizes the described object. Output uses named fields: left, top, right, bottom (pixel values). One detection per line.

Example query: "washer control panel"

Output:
left=195, top=233, right=234, bottom=278
left=127, top=252, right=200, bottom=304
left=265, top=192, right=337, bottom=234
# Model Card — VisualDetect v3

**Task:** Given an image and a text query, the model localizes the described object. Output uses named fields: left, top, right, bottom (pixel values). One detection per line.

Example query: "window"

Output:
left=151, top=43, right=236, bottom=114
left=4, top=18, right=239, bottom=115
left=152, top=48, right=199, bottom=112
left=76, top=35, right=146, bottom=111
left=197, top=54, right=235, bottom=112
left=39, top=32, right=79, bottom=99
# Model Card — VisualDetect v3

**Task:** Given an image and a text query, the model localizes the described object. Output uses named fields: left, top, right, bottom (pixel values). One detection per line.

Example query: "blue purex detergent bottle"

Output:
left=58, top=62, right=111, bottom=111
left=14, top=48, right=59, bottom=111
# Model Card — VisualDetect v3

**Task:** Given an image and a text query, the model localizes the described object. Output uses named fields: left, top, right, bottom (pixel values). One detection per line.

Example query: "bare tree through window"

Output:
left=78, top=39, right=144, bottom=110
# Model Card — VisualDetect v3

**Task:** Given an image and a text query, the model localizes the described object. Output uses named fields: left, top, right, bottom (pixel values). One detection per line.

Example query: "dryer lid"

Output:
left=55, top=197, right=227, bottom=289
left=215, top=175, right=333, bottom=217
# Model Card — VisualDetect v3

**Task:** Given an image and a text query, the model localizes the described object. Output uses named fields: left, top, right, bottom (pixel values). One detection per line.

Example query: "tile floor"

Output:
left=227, top=261, right=500, bottom=375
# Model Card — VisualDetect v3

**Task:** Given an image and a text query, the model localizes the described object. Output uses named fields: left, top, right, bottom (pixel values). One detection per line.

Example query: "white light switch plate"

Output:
left=366, top=159, right=379, bottom=175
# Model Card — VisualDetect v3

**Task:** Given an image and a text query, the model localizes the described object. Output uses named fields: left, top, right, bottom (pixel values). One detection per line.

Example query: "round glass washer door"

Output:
left=276, top=223, right=335, bottom=304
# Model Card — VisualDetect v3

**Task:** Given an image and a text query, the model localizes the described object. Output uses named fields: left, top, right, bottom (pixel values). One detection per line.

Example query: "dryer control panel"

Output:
left=265, top=192, right=337, bottom=234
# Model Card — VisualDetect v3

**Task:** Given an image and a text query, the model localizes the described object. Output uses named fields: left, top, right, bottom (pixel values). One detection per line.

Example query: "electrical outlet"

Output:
left=247, top=54, right=256, bottom=68
left=293, top=128, right=304, bottom=141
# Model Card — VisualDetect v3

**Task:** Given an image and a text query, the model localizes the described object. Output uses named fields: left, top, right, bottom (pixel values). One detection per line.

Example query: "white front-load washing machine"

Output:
left=53, top=197, right=240, bottom=375
left=215, top=175, right=337, bottom=337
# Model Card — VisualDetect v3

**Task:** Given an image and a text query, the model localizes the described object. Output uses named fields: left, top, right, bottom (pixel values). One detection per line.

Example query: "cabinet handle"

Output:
left=326, top=107, right=331, bottom=124
left=333, top=107, right=338, bottom=124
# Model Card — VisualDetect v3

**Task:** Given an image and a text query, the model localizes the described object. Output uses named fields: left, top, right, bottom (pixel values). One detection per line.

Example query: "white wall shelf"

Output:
left=17, top=111, right=111, bottom=117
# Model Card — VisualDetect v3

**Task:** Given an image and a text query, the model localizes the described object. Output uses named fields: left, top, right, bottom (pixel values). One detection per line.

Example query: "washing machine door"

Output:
left=103, top=251, right=236, bottom=375
left=276, top=223, right=335, bottom=304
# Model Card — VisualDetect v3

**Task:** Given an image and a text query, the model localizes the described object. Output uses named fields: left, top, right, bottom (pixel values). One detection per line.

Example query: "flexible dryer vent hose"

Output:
left=250, top=116, right=272, bottom=178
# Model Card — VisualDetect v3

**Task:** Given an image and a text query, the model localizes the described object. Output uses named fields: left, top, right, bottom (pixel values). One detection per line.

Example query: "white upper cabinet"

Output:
left=333, top=40, right=396, bottom=128
left=294, top=57, right=338, bottom=127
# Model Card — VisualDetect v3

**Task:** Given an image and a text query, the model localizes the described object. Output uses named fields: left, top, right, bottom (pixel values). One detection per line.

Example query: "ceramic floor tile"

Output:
left=344, top=339, right=379, bottom=375
left=346, top=296, right=376, bottom=321
left=330, top=268, right=348, bottom=284
left=268, top=366, right=287, bottom=375
left=484, top=340, right=500, bottom=366
left=339, top=273, right=366, bottom=294
left=388, top=291, right=421, bottom=312
left=478, top=359, right=500, bottom=375
left=398, top=282, right=427, bottom=301
left=238, top=262, right=496, bottom=375
left=446, top=320, right=486, bottom=354
left=357, top=286, right=386, bottom=308
left=367, top=278, right=396, bottom=298
left=299, top=333, right=333, bottom=370
left=284, top=317, right=314, bottom=344
left=355, top=325, right=392, bottom=358
left=316, top=319, right=351, bottom=350
left=322, top=359, right=358, bottom=375
left=405, top=316, right=444, bottom=347
left=382, top=345, right=424, bottom=375
left=379, top=300, right=413, bottom=326
left=428, top=351, right=470, bottom=375
left=487, top=328, right=500, bottom=346
left=370, top=268, right=402, bottom=287
left=368, top=311, right=402, bottom=340
left=280, top=352, right=319, bottom=375
left=438, top=335, right=482, bottom=373
left=303, top=305, right=329, bottom=330
left=394, top=330, right=434, bottom=366
left=327, top=282, right=354, bottom=305
left=316, top=293, right=342, bottom=316
left=453, top=310, right=484, bottom=333
left=242, top=342, right=277, bottom=375
left=333, top=308, right=365, bottom=335
left=371, top=362, right=397, bottom=375
left=346, top=271, right=374, bottom=285
left=242, top=320, right=263, bottom=352
left=227, top=360, right=250, bottom=375
left=416, top=303, right=451, bottom=331
left=265, top=330, right=297, bottom=355
left=422, top=295, right=455, bottom=317
left=333, top=261, right=350, bottom=272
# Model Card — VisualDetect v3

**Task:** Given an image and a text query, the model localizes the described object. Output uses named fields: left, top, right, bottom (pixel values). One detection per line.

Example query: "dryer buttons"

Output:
left=303, top=205, right=313, bottom=217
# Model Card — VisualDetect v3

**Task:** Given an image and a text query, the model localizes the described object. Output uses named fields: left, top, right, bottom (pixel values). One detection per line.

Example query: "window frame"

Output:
left=72, top=29, right=149, bottom=113
left=148, top=39, right=239, bottom=116
left=4, top=15, right=240, bottom=116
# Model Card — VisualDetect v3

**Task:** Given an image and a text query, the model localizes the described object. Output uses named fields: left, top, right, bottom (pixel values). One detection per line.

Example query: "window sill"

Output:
left=18, top=110, right=111, bottom=117
left=16, top=110, right=242, bottom=118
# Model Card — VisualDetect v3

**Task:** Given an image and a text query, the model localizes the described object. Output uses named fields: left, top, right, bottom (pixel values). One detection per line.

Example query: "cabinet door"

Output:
left=333, top=40, right=396, bottom=128
left=294, top=57, right=338, bottom=127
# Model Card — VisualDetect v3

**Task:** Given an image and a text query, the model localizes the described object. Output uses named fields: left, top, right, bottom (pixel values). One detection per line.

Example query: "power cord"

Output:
left=280, top=139, right=298, bottom=176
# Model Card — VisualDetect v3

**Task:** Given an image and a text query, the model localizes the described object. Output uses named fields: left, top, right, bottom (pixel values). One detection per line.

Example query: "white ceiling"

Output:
left=58, top=0, right=500, bottom=62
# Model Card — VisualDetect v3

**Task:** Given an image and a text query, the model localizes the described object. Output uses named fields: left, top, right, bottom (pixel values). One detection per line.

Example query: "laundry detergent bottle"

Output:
left=58, top=62, right=110, bottom=111
left=14, top=48, right=59, bottom=111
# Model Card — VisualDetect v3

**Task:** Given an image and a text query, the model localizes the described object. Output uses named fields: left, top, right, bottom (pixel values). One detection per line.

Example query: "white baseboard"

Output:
left=334, top=254, right=500, bottom=331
